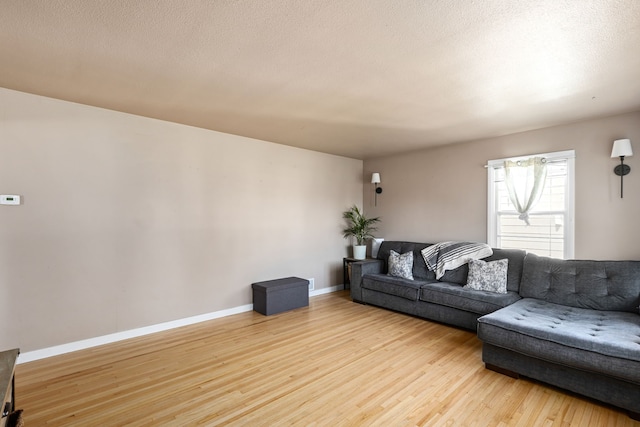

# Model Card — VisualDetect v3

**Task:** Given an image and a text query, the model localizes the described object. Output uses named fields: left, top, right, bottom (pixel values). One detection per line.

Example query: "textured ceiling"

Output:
left=2, top=1, right=640, bottom=159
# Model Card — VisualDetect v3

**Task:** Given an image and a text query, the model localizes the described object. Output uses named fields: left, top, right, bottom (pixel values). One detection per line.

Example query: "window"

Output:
left=487, top=150, right=574, bottom=259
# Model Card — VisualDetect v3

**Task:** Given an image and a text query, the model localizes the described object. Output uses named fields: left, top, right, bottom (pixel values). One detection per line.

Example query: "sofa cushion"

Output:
left=362, top=273, right=431, bottom=301
left=377, top=241, right=435, bottom=281
left=371, top=238, right=384, bottom=258
left=439, top=248, right=526, bottom=292
left=465, top=259, right=508, bottom=294
left=478, top=299, right=640, bottom=383
left=520, top=253, right=640, bottom=313
left=419, top=281, right=521, bottom=315
left=388, top=250, right=414, bottom=280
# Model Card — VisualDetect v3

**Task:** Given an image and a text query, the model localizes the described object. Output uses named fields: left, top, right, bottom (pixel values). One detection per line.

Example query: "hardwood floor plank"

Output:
left=15, top=291, right=639, bottom=426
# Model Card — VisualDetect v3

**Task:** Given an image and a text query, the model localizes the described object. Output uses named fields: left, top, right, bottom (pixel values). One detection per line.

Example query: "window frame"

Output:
left=487, top=150, right=575, bottom=259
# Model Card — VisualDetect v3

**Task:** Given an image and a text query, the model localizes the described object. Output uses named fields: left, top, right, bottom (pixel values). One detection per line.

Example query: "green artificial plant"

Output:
left=342, top=205, right=381, bottom=246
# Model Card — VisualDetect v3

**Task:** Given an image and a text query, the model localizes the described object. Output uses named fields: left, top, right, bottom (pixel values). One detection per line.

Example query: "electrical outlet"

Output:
left=308, top=278, right=315, bottom=292
left=0, top=195, right=21, bottom=205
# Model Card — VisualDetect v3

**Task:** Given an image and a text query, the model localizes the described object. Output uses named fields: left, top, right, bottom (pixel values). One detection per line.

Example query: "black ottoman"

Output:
left=252, top=277, right=309, bottom=315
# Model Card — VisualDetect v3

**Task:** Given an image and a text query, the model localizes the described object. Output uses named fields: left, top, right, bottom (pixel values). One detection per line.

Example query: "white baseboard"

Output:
left=19, top=287, right=341, bottom=364
left=310, top=284, right=343, bottom=297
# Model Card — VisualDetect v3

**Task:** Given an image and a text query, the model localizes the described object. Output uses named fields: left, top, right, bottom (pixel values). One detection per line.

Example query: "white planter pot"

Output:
left=353, top=245, right=367, bottom=260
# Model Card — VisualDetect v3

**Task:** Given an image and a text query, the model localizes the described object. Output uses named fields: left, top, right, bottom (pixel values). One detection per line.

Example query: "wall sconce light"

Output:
left=371, top=173, right=382, bottom=206
left=611, top=139, right=633, bottom=198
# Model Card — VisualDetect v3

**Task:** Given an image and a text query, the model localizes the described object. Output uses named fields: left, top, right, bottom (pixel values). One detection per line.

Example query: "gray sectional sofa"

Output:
left=350, top=241, right=640, bottom=419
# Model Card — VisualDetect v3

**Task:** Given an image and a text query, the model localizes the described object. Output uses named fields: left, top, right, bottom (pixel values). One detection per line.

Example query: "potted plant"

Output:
left=342, top=205, right=381, bottom=260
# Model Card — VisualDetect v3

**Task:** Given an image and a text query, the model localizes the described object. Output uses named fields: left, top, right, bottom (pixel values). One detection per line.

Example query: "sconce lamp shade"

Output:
left=611, top=139, right=633, bottom=158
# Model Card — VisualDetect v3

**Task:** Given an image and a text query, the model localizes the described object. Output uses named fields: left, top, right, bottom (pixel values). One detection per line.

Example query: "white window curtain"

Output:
left=503, top=157, right=547, bottom=225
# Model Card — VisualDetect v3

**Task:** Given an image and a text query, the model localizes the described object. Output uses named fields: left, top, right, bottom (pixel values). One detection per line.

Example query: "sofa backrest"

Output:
left=520, top=253, right=640, bottom=312
left=439, top=248, right=527, bottom=292
left=377, top=241, right=435, bottom=281
left=377, top=241, right=527, bottom=291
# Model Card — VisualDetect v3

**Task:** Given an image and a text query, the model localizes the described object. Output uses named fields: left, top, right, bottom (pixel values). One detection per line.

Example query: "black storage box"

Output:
left=252, top=277, right=309, bottom=315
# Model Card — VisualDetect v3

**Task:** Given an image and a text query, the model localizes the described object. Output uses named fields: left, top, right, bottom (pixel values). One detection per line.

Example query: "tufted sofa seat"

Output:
left=478, top=299, right=640, bottom=383
left=478, top=253, right=640, bottom=418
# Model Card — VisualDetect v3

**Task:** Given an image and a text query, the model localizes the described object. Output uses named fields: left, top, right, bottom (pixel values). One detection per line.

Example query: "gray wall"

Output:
left=364, top=110, right=640, bottom=260
left=0, top=88, right=363, bottom=352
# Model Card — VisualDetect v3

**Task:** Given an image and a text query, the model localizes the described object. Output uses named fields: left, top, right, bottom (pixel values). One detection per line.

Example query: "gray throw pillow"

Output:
left=464, top=258, right=508, bottom=293
left=388, top=250, right=414, bottom=280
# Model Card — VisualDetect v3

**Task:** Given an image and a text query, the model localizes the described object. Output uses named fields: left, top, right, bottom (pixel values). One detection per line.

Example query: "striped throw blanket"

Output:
left=421, top=241, right=493, bottom=280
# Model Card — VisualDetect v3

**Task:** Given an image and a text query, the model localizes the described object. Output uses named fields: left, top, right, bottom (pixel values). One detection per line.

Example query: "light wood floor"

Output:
left=16, top=291, right=639, bottom=426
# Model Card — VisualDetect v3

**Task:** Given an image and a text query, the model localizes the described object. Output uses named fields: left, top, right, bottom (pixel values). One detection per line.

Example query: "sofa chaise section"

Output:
left=477, top=253, right=640, bottom=418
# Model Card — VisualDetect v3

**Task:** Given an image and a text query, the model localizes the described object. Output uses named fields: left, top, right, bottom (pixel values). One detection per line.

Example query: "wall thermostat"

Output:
left=0, top=195, right=21, bottom=205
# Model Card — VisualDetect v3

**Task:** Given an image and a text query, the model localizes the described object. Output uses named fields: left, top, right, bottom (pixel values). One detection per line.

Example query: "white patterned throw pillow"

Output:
left=464, top=258, right=508, bottom=293
left=388, top=250, right=414, bottom=280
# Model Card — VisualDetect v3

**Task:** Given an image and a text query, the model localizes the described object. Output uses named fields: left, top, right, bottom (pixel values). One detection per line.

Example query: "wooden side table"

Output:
left=1, top=349, right=19, bottom=427
left=343, top=257, right=378, bottom=290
